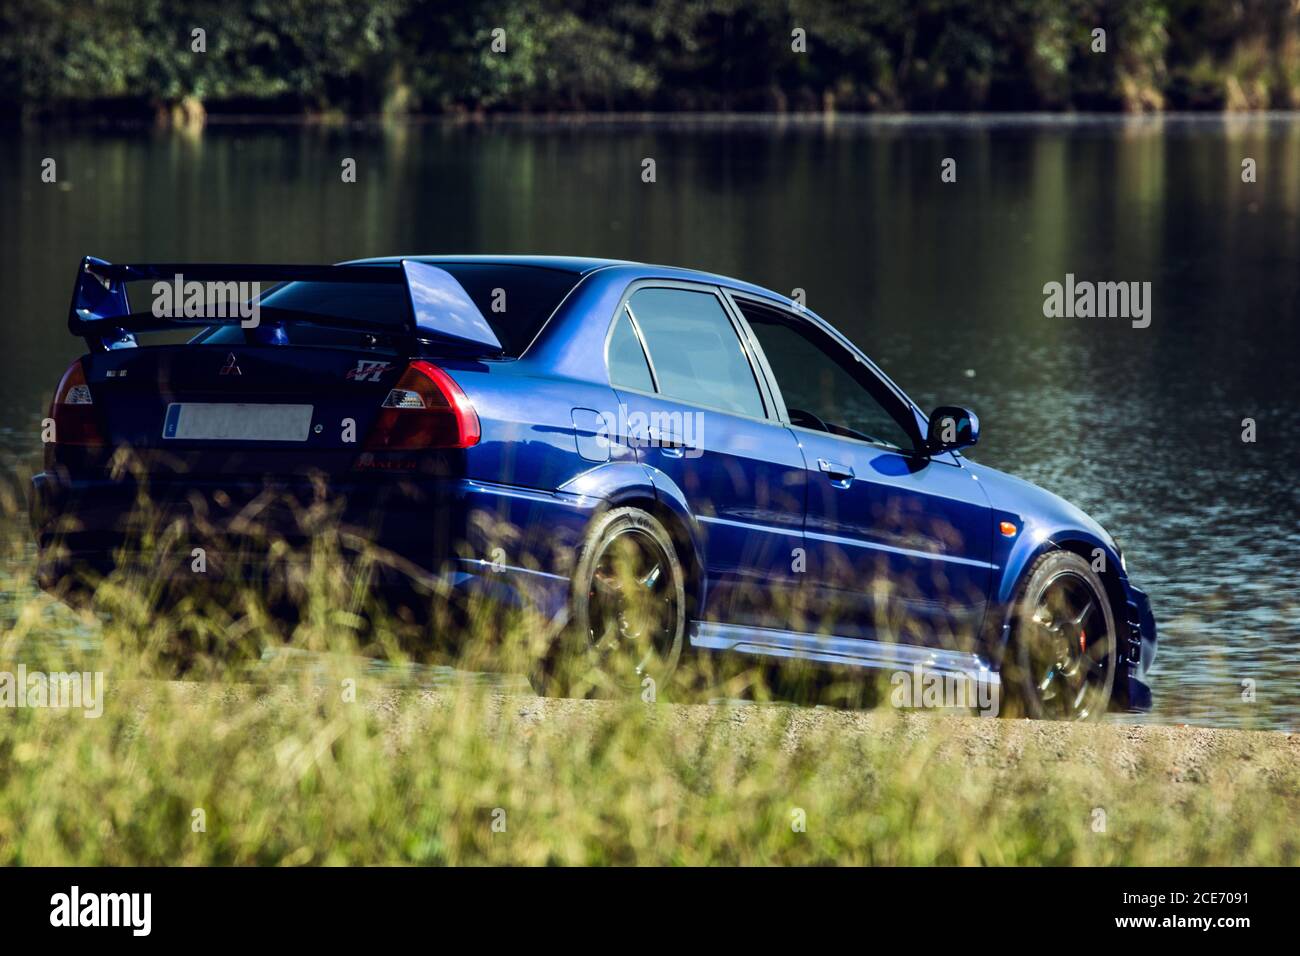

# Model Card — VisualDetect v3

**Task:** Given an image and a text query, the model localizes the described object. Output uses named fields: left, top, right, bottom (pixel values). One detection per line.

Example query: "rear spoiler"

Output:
left=68, top=256, right=505, bottom=354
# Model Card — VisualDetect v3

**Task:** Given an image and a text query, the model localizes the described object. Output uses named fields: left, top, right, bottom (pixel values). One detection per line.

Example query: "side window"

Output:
left=607, top=308, right=654, bottom=392
left=626, top=288, right=766, bottom=419
left=739, top=301, right=918, bottom=452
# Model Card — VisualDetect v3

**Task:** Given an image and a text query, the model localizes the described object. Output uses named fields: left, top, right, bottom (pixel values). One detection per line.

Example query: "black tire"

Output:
left=1003, top=551, right=1117, bottom=720
left=534, top=506, right=687, bottom=699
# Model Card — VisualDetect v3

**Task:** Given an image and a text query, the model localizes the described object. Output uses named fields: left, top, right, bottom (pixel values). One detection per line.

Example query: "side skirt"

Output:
left=689, top=621, right=1001, bottom=686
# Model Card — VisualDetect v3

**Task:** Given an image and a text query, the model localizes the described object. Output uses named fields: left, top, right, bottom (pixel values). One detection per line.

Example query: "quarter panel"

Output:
left=445, top=360, right=634, bottom=493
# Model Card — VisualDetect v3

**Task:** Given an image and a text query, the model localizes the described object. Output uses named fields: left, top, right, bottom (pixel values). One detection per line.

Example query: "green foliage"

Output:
left=1, top=475, right=1297, bottom=865
left=2, top=0, right=1300, bottom=116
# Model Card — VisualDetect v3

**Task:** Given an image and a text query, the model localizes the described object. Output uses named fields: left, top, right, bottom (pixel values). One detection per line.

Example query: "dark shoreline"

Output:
left=9, top=109, right=1300, bottom=132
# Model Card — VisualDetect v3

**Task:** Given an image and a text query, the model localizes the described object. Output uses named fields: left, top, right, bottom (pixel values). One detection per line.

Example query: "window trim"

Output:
left=723, top=290, right=937, bottom=460
left=621, top=303, right=661, bottom=392
left=602, top=279, right=778, bottom=423
left=610, top=304, right=659, bottom=393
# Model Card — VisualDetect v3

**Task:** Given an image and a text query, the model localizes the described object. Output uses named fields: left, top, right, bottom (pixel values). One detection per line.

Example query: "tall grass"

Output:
left=2, top=475, right=1297, bottom=866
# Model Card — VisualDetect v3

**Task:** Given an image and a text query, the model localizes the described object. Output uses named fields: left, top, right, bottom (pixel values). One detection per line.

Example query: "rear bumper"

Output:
left=30, top=470, right=598, bottom=622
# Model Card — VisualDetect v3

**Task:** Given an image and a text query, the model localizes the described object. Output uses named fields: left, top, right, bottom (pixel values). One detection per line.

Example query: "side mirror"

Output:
left=925, top=405, right=980, bottom=456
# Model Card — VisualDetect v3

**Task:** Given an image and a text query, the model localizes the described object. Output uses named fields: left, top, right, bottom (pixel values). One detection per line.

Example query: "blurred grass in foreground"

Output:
left=1, top=476, right=1298, bottom=866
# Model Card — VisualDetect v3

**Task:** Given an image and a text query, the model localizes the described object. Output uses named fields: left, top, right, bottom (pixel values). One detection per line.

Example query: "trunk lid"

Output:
left=83, top=344, right=405, bottom=479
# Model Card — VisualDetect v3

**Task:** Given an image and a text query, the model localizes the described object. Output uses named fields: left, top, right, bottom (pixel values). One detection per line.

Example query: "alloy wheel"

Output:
left=1023, top=570, right=1112, bottom=719
left=586, top=526, right=680, bottom=684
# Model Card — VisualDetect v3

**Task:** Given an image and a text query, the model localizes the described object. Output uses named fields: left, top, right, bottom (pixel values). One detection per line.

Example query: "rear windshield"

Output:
left=196, top=263, right=581, bottom=356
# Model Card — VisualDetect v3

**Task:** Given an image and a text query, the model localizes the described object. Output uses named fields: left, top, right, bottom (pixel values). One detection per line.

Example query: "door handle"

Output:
left=817, top=458, right=854, bottom=487
left=648, top=428, right=687, bottom=458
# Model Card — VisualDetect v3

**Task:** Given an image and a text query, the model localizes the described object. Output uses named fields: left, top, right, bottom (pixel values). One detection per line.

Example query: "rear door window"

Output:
left=607, top=308, right=655, bottom=392
left=625, top=288, right=766, bottom=419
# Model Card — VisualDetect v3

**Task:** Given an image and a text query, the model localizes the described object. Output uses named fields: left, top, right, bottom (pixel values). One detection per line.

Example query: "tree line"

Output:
left=3, top=0, right=1299, bottom=120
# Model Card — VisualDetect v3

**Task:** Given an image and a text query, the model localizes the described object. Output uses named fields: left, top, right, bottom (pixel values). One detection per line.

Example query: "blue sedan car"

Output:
left=33, top=255, right=1156, bottom=717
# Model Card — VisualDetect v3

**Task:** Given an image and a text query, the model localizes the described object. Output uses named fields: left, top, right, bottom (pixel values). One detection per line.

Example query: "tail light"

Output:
left=47, top=359, right=106, bottom=450
left=362, top=361, right=480, bottom=451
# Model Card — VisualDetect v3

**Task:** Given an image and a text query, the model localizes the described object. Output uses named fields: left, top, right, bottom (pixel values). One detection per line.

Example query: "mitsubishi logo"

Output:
left=219, top=352, right=242, bottom=376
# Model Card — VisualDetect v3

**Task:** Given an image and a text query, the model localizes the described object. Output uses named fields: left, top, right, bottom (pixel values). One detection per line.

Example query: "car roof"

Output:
left=340, top=255, right=920, bottom=420
left=342, top=254, right=628, bottom=275
left=340, top=255, right=797, bottom=308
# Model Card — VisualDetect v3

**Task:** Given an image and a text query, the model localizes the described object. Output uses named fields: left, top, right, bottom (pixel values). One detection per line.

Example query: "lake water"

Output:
left=2, top=114, right=1297, bottom=730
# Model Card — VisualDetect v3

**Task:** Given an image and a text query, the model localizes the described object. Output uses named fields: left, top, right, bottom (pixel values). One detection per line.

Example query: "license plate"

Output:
left=162, top=403, right=314, bottom=441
